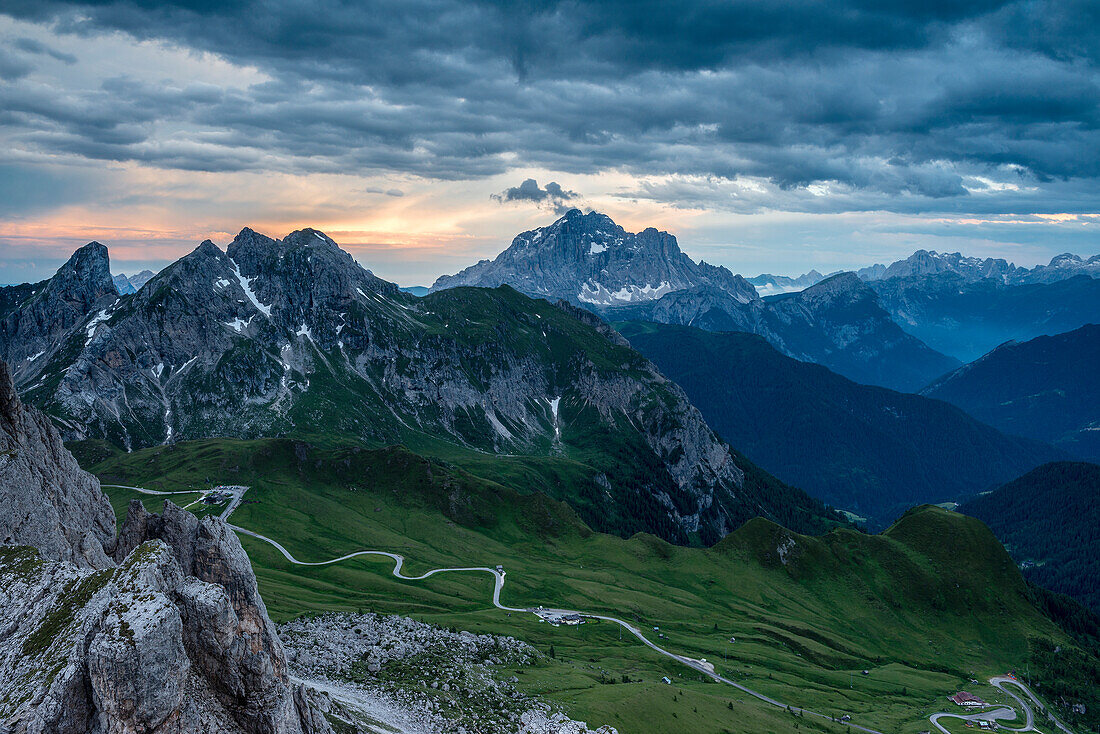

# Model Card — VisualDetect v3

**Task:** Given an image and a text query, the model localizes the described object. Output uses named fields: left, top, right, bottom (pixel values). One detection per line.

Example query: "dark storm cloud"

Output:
left=0, top=48, right=33, bottom=80
left=0, top=163, right=100, bottom=214
left=13, top=37, right=77, bottom=64
left=492, top=179, right=580, bottom=214
left=2, top=0, right=1100, bottom=214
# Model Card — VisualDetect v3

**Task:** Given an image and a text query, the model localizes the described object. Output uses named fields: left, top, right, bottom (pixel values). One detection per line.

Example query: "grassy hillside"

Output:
left=617, top=321, right=1063, bottom=526
left=83, top=437, right=1097, bottom=734
left=961, top=462, right=1100, bottom=612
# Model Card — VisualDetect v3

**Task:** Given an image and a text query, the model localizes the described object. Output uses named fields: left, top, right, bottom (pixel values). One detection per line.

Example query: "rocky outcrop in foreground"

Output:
left=0, top=358, right=331, bottom=734
left=0, top=360, right=114, bottom=569
left=0, top=506, right=333, bottom=734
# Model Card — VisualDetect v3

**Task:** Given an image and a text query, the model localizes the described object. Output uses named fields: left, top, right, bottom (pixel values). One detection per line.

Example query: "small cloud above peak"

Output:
left=492, top=179, right=582, bottom=215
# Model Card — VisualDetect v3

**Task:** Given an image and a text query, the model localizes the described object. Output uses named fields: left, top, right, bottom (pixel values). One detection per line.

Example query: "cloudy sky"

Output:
left=1, top=0, right=1098, bottom=285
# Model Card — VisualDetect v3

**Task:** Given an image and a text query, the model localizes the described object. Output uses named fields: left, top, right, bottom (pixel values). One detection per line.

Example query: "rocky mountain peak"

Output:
left=228, top=226, right=341, bottom=269
left=283, top=227, right=341, bottom=249
left=797, top=271, right=868, bottom=302
left=226, top=227, right=397, bottom=313
left=66, top=240, right=111, bottom=270
left=0, top=241, right=121, bottom=380
left=193, top=238, right=224, bottom=258
left=432, top=210, right=758, bottom=307
left=129, top=269, right=157, bottom=288
left=114, top=269, right=158, bottom=294
left=226, top=226, right=278, bottom=266
left=1049, top=252, right=1082, bottom=266
left=47, top=240, right=117, bottom=306
left=113, top=273, right=136, bottom=294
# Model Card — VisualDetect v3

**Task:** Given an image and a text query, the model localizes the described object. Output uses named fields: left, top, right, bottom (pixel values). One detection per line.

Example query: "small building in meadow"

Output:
left=950, top=692, right=986, bottom=707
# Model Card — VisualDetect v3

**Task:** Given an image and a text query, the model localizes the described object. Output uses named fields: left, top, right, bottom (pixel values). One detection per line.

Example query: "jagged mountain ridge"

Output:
left=0, top=242, right=119, bottom=384
left=857, top=249, right=1100, bottom=285
left=858, top=249, right=1018, bottom=283
left=611, top=273, right=961, bottom=392
left=431, top=209, right=758, bottom=306
left=0, top=229, right=840, bottom=544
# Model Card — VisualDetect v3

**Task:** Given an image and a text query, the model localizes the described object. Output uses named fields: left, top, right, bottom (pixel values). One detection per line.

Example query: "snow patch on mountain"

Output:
left=224, top=316, right=254, bottom=333
left=84, top=309, right=111, bottom=345
left=230, top=258, right=273, bottom=317
left=578, top=280, right=674, bottom=305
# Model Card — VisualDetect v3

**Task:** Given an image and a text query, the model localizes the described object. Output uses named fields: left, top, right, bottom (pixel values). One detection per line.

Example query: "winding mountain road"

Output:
left=128, top=483, right=1068, bottom=734
left=927, top=676, right=1075, bottom=734
left=226, top=515, right=885, bottom=732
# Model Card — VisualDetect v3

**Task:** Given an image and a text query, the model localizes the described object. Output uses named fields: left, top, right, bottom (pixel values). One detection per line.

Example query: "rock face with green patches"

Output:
left=0, top=530, right=333, bottom=734
left=0, top=359, right=114, bottom=569
left=119, top=501, right=306, bottom=733
left=0, top=360, right=333, bottom=733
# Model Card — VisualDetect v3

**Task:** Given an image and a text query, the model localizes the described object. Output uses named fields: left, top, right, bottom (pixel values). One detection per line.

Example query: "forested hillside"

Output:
left=961, top=462, right=1100, bottom=612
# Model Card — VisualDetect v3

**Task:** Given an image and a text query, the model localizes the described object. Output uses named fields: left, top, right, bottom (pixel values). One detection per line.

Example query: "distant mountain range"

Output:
left=858, top=249, right=1100, bottom=285
left=618, top=322, right=1064, bottom=526
left=961, top=462, right=1100, bottom=613
left=432, top=211, right=960, bottom=391
left=923, top=324, right=1100, bottom=460
left=112, top=269, right=156, bottom=295
left=719, top=248, right=1097, bottom=299
left=0, top=230, right=842, bottom=545
left=618, top=273, right=961, bottom=392
left=430, top=211, right=1098, bottom=392
left=745, top=270, right=824, bottom=296
left=868, top=274, right=1100, bottom=362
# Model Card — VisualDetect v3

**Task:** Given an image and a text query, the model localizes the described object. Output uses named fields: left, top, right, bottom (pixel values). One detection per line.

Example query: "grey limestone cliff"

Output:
left=0, top=360, right=114, bottom=569
left=0, top=358, right=332, bottom=734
